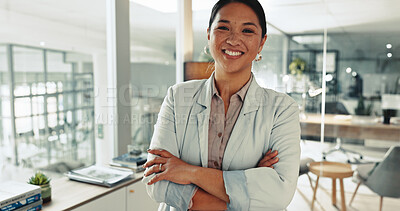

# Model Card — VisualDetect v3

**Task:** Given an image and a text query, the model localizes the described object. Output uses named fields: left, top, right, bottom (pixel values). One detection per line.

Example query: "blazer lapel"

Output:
left=195, top=74, right=213, bottom=167
left=222, top=77, right=262, bottom=170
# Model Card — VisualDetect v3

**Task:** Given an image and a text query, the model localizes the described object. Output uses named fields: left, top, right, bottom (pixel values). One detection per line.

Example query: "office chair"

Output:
left=322, top=102, right=363, bottom=163
left=299, top=157, right=315, bottom=191
left=349, top=146, right=400, bottom=211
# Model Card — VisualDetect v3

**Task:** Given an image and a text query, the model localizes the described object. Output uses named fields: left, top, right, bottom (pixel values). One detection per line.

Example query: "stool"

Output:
left=308, top=161, right=353, bottom=211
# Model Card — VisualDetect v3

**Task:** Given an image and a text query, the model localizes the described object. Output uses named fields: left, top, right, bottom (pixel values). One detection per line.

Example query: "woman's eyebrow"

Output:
left=218, top=19, right=258, bottom=28
left=243, top=22, right=258, bottom=28
left=218, top=19, right=230, bottom=23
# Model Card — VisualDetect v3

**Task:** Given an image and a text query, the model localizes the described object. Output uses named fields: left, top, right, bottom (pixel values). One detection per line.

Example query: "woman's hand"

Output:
left=257, top=149, right=279, bottom=168
left=143, top=149, right=196, bottom=185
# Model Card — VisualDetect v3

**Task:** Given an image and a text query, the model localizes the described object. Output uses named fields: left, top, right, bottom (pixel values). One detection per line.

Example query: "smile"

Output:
left=223, top=49, right=244, bottom=57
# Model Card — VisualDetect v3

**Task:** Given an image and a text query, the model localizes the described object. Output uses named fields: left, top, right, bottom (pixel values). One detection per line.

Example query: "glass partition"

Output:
left=291, top=29, right=400, bottom=163
left=129, top=0, right=177, bottom=151
left=323, top=31, right=400, bottom=162
left=0, top=45, right=95, bottom=170
left=0, top=45, right=11, bottom=167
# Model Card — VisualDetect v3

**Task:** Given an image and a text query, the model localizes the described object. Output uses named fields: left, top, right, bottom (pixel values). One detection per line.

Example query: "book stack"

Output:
left=110, top=152, right=147, bottom=172
left=0, top=181, right=42, bottom=211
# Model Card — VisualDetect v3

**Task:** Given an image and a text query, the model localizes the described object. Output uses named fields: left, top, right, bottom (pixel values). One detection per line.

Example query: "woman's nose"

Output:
left=226, top=31, right=241, bottom=46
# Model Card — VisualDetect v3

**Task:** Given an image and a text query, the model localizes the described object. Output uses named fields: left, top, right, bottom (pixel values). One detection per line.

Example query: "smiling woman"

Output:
left=142, top=0, right=301, bottom=210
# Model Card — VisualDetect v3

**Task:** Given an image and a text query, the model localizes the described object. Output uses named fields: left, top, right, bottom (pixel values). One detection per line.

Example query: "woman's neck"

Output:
left=214, top=69, right=251, bottom=99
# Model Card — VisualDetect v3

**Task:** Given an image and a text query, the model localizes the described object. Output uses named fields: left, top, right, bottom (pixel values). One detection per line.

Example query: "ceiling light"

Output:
left=346, top=67, right=352, bottom=73
left=292, top=35, right=324, bottom=44
left=40, top=41, right=46, bottom=46
left=387, top=53, right=393, bottom=58
left=352, top=72, right=357, bottom=77
left=386, top=44, right=392, bottom=49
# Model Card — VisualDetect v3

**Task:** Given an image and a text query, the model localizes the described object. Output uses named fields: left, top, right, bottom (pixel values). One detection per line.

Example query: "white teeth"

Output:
left=225, top=50, right=242, bottom=56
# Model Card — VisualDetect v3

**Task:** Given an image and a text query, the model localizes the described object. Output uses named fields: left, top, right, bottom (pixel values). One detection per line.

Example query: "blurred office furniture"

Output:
left=381, top=94, right=400, bottom=124
left=184, top=62, right=214, bottom=81
left=395, top=76, right=400, bottom=94
left=308, top=161, right=353, bottom=211
left=300, top=113, right=400, bottom=141
left=299, top=157, right=315, bottom=190
left=321, top=102, right=363, bottom=163
left=349, top=146, right=400, bottom=211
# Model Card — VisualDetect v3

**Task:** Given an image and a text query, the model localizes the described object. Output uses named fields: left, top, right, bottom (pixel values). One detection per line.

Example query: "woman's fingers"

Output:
left=257, top=149, right=279, bottom=168
left=147, top=172, right=166, bottom=185
left=147, top=149, right=173, bottom=158
left=258, top=150, right=278, bottom=164
left=144, top=163, right=165, bottom=177
left=258, top=157, right=279, bottom=167
left=143, top=156, right=167, bottom=168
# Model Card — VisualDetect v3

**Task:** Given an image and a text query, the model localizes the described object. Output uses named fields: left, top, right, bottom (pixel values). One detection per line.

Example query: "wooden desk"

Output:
left=43, top=173, right=144, bottom=211
left=300, top=114, right=400, bottom=141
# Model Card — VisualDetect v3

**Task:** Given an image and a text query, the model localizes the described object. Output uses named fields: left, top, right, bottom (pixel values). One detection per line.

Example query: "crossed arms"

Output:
left=142, top=87, right=301, bottom=210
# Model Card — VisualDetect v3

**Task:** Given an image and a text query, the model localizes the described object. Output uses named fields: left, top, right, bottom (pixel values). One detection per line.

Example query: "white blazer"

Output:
left=143, top=74, right=301, bottom=211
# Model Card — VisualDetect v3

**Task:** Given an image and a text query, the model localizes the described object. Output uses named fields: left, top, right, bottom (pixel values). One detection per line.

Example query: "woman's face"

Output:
left=208, top=2, right=267, bottom=74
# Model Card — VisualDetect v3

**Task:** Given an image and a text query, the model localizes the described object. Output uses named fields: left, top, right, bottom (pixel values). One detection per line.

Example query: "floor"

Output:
left=287, top=140, right=400, bottom=211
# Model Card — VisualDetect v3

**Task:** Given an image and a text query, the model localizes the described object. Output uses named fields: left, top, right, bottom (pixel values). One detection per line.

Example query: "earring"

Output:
left=204, top=45, right=210, bottom=55
left=254, top=53, right=262, bottom=62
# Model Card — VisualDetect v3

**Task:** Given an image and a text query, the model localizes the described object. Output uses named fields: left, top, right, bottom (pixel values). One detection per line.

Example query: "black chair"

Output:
left=322, top=102, right=363, bottom=163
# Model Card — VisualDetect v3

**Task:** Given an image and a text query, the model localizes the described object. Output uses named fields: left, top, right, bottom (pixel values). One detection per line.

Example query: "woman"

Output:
left=142, top=0, right=300, bottom=210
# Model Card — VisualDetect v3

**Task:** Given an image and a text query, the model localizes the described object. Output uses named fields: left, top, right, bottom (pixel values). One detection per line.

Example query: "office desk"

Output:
left=43, top=173, right=158, bottom=211
left=300, top=114, right=400, bottom=141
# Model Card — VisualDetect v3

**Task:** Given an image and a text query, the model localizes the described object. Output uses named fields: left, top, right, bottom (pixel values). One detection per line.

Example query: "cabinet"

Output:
left=45, top=176, right=159, bottom=211
left=72, top=188, right=126, bottom=211
left=126, top=181, right=159, bottom=210
left=70, top=181, right=158, bottom=211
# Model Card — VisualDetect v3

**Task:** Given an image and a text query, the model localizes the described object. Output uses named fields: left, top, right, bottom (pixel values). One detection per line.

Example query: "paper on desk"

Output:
left=66, top=165, right=133, bottom=187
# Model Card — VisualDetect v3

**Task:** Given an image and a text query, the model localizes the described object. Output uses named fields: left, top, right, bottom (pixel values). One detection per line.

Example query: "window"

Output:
left=0, top=45, right=95, bottom=169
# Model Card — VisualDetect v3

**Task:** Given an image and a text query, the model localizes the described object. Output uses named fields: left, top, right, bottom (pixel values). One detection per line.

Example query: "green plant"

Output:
left=28, top=171, right=51, bottom=185
left=354, top=95, right=373, bottom=116
left=289, top=57, right=307, bottom=75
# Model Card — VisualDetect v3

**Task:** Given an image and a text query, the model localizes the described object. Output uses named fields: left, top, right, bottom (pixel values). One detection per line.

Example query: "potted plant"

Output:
left=287, top=57, right=308, bottom=93
left=289, top=57, right=307, bottom=77
left=354, top=95, right=372, bottom=116
left=28, top=171, right=52, bottom=203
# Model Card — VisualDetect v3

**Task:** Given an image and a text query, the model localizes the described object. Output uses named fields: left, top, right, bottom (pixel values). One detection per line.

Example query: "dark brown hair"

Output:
left=208, top=0, right=267, bottom=38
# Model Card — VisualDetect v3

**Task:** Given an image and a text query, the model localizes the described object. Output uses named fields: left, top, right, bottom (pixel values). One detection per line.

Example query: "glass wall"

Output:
left=0, top=45, right=95, bottom=170
left=129, top=1, right=177, bottom=151
left=289, top=30, right=400, bottom=163
left=0, top=45, right=11, bottom=168
left=287, top=34, right=326, bottom=114
left=325, top=31, right=400, bottom=153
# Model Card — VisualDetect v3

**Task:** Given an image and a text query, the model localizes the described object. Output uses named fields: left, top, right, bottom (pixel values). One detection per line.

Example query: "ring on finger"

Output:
left=159, top=163, right=162, bottom=171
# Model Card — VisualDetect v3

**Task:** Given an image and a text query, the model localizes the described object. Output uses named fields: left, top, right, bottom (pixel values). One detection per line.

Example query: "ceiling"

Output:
left=1, top=0, right=400, bottom=60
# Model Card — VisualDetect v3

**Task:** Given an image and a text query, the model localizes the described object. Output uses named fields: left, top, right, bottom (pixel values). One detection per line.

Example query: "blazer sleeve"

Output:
left=142, top=86, right=197, bottom=210
left=223, top=99, right=301, bottom=210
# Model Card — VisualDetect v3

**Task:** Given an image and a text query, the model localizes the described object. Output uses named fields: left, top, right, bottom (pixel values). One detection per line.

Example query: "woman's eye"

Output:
left=243, top=29, right=254, bottom=33
left=217, top=26, right=229, bottom=31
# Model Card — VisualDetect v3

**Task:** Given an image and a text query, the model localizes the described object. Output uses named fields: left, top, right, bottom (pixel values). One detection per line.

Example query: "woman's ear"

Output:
left=258, top=35, right=267, bottom=52
left=207, top=28, right=210, bottom=40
